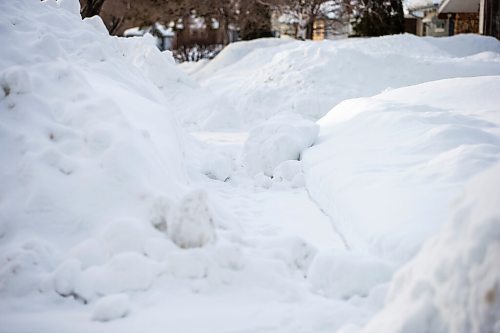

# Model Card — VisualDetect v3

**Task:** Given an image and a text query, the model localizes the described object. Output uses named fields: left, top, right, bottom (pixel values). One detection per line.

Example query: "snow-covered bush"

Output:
left=243, top=113, right=318, bottom=176
left=167, top=190, right=216, bottom=249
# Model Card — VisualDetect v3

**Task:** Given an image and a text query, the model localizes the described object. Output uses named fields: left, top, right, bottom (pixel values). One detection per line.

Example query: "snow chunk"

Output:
left=91, top=294, right=131, bottom=322
left=0, top=66, right=31, bottom=96
left=67, top=238, right=108, bottom=269
left=273, top=160, right=303, bottom=182
left=76, top=252, right=162, bottom=300
left=243, top=114, right=318, bottom=176
left=308, top=251, right=394, bottom=299
left=167, top=250, right=211, bottom=279
left=53, top=259, right=82, bottom=297
left=100, top=220, right=147, bottom=256
left=149, top=196, right=172, bottom=233
left=202, top=152, right=233, bottom=181
left=168, top=190, right=216, bottom=249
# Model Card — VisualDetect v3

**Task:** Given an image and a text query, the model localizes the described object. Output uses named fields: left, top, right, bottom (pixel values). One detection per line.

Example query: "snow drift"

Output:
left=2, top=1, right=500, bottom=332
left=188, top=34, right=500, bottom=129
left=303, top=76, right=500, bottom=265
left=243, top=113, right=318, bottom=177
left=0, top=0, right=212, bottom=304
left=362, top=162, right=500, bottom=333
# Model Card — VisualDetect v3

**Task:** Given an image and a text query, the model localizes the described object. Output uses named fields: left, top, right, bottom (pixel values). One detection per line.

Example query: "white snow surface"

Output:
left=303, top=76, right=500, bottom=264
left=0, top=0, right=193, bottom=299
left=1, top=0, right=500, bottom=333
left=243, top=113, right=319, bottom=177
left=188, top=34, right=500, bottom=129
left=362, top=162, right=500, bottom=333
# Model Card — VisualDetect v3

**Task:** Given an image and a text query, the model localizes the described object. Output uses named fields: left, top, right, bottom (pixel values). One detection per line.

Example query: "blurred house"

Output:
left=406, top=1, right=448, bottom=37
left=271, top=11, right=351, bottom=40
left=123, top=23, right=174, bottom=51
left=312, top=18, right=352, bottom=40
left=123, top=16, right=238, bottom=52
left=405, top=0, right=498, bottom=39
left=438, top=0, right=480, bottom=35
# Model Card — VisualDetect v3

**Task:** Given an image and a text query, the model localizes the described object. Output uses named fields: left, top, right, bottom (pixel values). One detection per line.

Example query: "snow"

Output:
left=188, top=34, right=500, bottom=129
left=1, top=0, right=500, bottom=332
left=361, top=162, right=500, bottom=333
left=91, top=294, right=131, bottom=322
left=308, top=250, right=395, bottom=300
left=303, top=76, right=500, bottom=264
left=405, top=0, right=440, bottom=10
left=243, top=113, right=319, bottom=176
left=167, top=190, right=217, bottom=249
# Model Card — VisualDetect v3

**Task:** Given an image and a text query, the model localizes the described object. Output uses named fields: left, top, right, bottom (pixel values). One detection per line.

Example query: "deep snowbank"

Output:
left=303, top=76, right=500, bottom=265
left=362, top=162, right=500, bottom=333
left=1, top=4, right=359, bottom=332
left=188, top=34, right=500, bottom=129
left=0, top=0, right=198, bottom=302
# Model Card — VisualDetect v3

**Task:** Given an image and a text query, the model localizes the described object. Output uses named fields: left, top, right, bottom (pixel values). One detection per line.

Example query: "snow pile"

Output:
left=362, top=162, right=500, bottom=333
left=308, top=250, right=395, bottom=300
left=0, top=0, right=215, bottom=304
left=91, top=293, right=131, bottom=322
left=168, top=190, right=216, bottom=249
left=243, top=113, right=318, bottom=176
left=303, top=76, right=500, bottom=265
left=188, top=34, right=500, bottom=129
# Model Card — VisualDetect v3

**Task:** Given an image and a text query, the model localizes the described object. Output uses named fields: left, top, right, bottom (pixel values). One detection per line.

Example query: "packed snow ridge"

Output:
left=1, top=0, right=500, bottom=332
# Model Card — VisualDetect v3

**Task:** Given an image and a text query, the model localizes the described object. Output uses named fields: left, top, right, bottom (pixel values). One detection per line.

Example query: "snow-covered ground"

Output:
left=1, top=1, right=499, bottom=332
left=184, top=34, right=500, bottom=129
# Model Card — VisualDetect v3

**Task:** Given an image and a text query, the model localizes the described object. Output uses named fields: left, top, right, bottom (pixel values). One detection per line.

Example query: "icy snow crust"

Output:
left=1, top=1, right=500, bottom=332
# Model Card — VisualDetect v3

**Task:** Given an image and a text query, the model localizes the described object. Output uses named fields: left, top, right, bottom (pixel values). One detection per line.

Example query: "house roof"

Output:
left=438, top=0, right=480, bottom=13
left=405, top=0, right=440, bottom=11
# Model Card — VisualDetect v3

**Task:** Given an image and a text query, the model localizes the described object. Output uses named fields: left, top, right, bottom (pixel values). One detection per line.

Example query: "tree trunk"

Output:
left=306, top=19, right=314, bottom=39
left=81, top=0, right=106, bottom=18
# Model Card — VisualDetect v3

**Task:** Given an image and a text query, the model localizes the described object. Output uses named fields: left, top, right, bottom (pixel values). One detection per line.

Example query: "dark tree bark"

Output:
left=80, top=0, right=106, bottom=18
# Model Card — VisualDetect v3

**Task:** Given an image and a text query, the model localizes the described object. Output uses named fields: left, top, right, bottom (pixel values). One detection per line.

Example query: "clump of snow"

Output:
left=202, top=151, right=234, bottom=181
left=79, top=252, right=162, bottom=300
left=149, top=196, right=172, bottom=232
left=66, top=238, right=108, bottom=269
left=303, top=76, right=500, bottom=264
left=167, top=190, right=216, bottom=249
left=91, top=294, right=131, bottom=322
left=243, top=113, right=318, bottom=177
left=362, top=162, right=500, bottom=333
left=308, top=251, right=395, bottom=300
left=53, top=259, right=82, bottom=298
left=273, top=160, right=306, bottom=188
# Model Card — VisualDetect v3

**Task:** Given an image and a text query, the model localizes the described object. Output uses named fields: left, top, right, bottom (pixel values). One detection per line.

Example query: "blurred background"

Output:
left=79, top=0, right=499, bottom=61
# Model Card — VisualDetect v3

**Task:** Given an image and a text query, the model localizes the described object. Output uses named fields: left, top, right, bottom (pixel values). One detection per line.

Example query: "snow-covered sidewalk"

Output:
left=1, top=1, right=500, bottom=332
